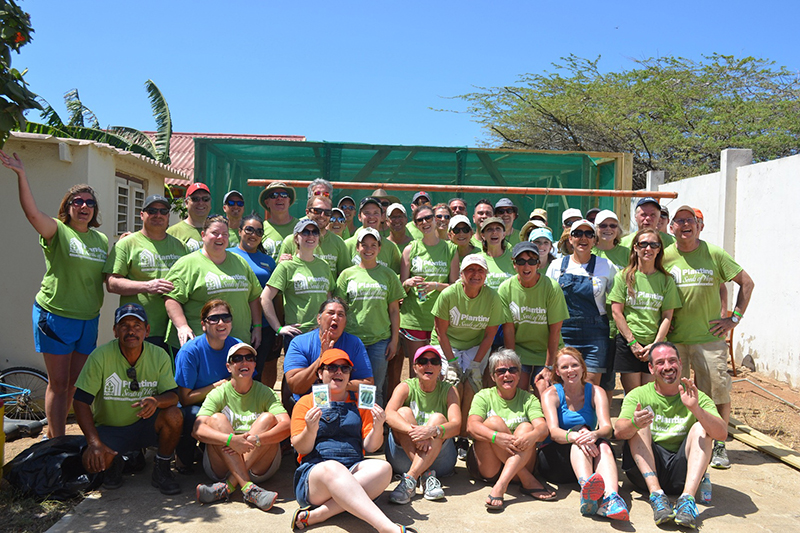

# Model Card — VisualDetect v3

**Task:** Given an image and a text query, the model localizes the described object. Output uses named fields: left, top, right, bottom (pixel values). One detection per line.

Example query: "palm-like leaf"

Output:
left=63, top=88, right=99, bottom=129
left=108, top=125, right=158, bottom=156
left=35, top=96, right=64, bottom=127
left=144, top=79, right=172, bottom=164
left=24, top=122, right=158, bottom=160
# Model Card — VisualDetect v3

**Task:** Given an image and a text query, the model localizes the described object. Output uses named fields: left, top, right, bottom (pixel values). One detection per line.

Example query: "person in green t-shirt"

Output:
left=469, top=199, right=494, bottom=248
left=447, top=215, right=479, bottom=261
left=2, top=150, right=108, bottom=439
left=494, top=198, right=520, bottom=247
left=592, top=210, right=629, bottom=270
left=105, top=194, right=188, bottom=350
left=167, top=183, right=211, bottom=252
left=432, top=203, right=452, bottom=240
left=609, top=229, right=681, bottom=394
left=73, top=304, right=182, bottom=494
left=279, top=195, right=350, bottom=278
left=337, top=195, right=358, bottom=240
left=466, top=349, right=552, bottom=510
left=478, top=217, right=515, bottom=293
left=328, top=207, right=347, bottom=239
left=344, top=197, right=402, bottom=273
left=614, top=342, right=726, bottom=529
left=258, top=182, right=298, bottom=262
left=222, top=190, right=245, bottom=247
left=193, top=342, right=290, bottom=509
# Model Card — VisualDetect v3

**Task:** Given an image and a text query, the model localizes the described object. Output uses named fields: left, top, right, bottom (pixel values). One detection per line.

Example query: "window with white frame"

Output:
left=116, top=175, right=145, bottom=235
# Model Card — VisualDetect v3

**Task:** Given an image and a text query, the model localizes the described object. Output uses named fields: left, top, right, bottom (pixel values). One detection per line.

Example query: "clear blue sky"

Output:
left=16, top=0, right=800, bottom=148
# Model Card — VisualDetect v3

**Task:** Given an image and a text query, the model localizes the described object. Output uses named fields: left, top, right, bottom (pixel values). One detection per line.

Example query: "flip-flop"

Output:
left=396, top=524, right=419, bottom=532
left=485, top=494, right=505, bottom=511
left=291, top=507, right=311, bottom=530
left=521, top=486, right=557, bottom=501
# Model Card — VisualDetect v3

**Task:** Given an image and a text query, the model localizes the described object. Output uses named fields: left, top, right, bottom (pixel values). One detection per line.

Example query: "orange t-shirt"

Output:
left=290, top=393, right=374, bottom=463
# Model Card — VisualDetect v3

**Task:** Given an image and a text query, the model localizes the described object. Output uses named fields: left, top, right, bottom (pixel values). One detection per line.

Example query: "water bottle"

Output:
left=699, top=472, right=712, bottom=504
left=418, top=285, right=427, bottom=302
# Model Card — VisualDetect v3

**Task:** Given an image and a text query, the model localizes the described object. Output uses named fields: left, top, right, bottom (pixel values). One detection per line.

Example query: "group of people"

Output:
left=3, top=146, right=755, bottom=531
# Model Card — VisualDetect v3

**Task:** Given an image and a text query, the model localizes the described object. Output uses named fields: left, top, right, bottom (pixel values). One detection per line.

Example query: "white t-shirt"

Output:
left=546, top=255, right=617, bottom=315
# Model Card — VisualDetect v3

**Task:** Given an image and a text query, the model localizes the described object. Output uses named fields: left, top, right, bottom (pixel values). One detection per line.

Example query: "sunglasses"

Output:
left=309, top=207, right=332, bottom=217
left=451, top=225, right=471, bottom=234
left=242, top=225, right=264, bottom=236
left=189, top=195, right=211, bottom=203
left=415, top=214, right=434, bottom=224
left=597, top=223, right=618, bottom=229
left=380, top=201, right=391, bottom=208
left=413, top=199, right=430, bottom=206
left=495, top=207, right=517, bottom=215
left=339, top=204, right=356, bottom=211
left=435, top=214, right=451, bottom=220
left=204, top=313, right=233, bottom=324
left=226, top=199, right=244, bottom=207
left=313, top=191, right=331, bottom=197
left=143, top=207, right=170, bottom=216
left=126, top=367, right=140, bottom=392
left=514, top=257, right=539, bottom=266
left=571, top=229, right=595, bottom=239
left=71, top=198, right=97, bottom=208
left=330, top=216, right=345, bottom=223
left=415, top=356, right=442, bottom=366
left=494, top=366, right=520, bottom=376
left=267, top=191, right=289, bottom=199
left=229, top=353, right=256, bottom=363
left=324, top=363, right=353, bottom=374
left=300, top=228, right=320, bottom=237
left=636, top=241, right=661, bottom=249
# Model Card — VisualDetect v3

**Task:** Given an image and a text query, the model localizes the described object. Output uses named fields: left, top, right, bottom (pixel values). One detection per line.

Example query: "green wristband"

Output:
left=491, top=431, right=497, bottom=444
left=439, top=424, right=446, bottom=439
left=733, top=310, right=743, bottom=318
left=252, top=323, right=261, bottom=328
left=226, top=433, right=233, bottom=446
left=565, top=429, right=572, bottom=443
left=631, top=419, right=641, bottom=431
left=277, top=326, right=283, bottom=334
left=627, top=339, right=637, bottom=347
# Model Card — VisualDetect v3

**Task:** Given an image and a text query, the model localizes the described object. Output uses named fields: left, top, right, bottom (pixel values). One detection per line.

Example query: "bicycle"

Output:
left=0, top=366, right=48, bottom=421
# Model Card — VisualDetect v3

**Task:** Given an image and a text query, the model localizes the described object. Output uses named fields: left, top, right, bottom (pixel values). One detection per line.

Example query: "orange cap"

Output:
left=319, top=348, right=353, bottom=367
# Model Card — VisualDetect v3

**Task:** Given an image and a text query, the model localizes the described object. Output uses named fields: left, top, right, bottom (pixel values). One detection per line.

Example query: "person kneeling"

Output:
left=193, top=342, right=290, bottom=511
left=614, top=341, right=726, bottom=529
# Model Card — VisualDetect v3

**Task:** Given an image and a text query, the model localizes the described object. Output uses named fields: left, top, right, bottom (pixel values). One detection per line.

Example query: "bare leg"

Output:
left=203, top=413, right=251, bottom=488
left=628, top=425, right=662, bottom=493
left=392, top=410, right=446, bottom=479
left=569, top=442, right=595, bottom=481
left=43, top=351, right=88, bottom=438
left=244, top=413, right=280, bottom=477
left=386, top=344, right=406, bottom=395
left=683, top=422, right=713, bottom=496
left=593, top=441, right=620, bottom=495
left=154, top=405, right=183, bottom=456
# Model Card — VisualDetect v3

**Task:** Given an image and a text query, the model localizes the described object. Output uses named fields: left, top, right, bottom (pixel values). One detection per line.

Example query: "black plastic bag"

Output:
left=4, top=435, right=102, bottom=500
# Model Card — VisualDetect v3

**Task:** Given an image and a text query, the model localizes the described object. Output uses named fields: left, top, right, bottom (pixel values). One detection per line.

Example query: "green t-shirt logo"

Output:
left=449, top=306, right=462, bottom=326
left=69, top=237, right=107, bottom=263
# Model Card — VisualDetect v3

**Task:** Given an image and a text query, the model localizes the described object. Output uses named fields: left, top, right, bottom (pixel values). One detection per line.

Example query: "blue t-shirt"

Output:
left=283, top=330, right=372, bottom=401
left=174, top=334, right=242, bottom=392
left=227, top=247, right=276, bottom=288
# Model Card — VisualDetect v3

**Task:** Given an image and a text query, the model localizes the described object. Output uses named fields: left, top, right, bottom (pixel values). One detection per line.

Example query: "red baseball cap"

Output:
left=186, top=183, right=210, bottom=198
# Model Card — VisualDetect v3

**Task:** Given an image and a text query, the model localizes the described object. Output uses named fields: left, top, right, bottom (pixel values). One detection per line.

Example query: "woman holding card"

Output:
left=291, top=349, right=417, bottom=532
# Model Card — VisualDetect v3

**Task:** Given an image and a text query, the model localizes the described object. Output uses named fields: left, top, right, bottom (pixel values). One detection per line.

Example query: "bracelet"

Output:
left=447, top=357, right=458, bottom=363
left=439, top=424, right=446, bottom=439
left=565, top=429, right=572, bottom=443
left=631, top=419, right=641, bottom=431
left=226, top=433, right=233, bottom=446
left=627, top=339, right=637, bottom=347
left=277, top=326, right=283, bottom=334
left=252, top=323, right=261, bottom=328
left=491, top=431, right=497, bottom=444
left=733, top=310, right=743, bottom=318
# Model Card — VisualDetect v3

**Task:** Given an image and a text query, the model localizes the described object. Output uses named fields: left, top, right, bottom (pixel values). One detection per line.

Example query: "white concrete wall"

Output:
left=658, top=171, right=724, bottom=247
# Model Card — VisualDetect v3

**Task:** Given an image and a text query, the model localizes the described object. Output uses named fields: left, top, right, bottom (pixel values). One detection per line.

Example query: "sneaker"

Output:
left=456, top=438, right=469, bottom=461
left=196, top=482, right=229, bottom=504
left=597, top=492, right=630, bottom=521
left=242, top=484, right=278, bottom=511
left=711, top=441, right=731, bottom=469
left=388, top=474, right=417, bottom=504
left=649, top=491, right=675, bottom=525
left=421, top=470, right=445, bottom=500
left=674, top=494, right=698, bottom=529
left=579, top=473, right=604, bottom=516
left=103, top=455, right=124, bottom=490
left=151, top=457, right=181, bottom=495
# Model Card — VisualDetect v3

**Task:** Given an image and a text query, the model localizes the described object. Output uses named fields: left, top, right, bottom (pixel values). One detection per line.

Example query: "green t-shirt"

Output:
left=103, top=231, right=188, bottom=337
left=35, top=219, right=108, bottom=320
left=266, top=256, right=334, bottom=332
left=619, top=382, right=719, bottom=452
left=431, top=281, right=505, bottom=350
left=663, top=241, right=742, bottom=344
left=593, top=244, right=630, bottom=270
left=403, top=378, right=453, bottom=425
left=166, top=220, right=203, bottom=252
left=228, top=228, right=240, bottom=248
left=399, top=239, right=456, bottom=331
left=197, top=380, right=286, bottom=433
left=165, top=250, right=261, bottom=346
left=75, top=340, right=177, bottom=427
left=469, top=387, right=544, bottom=431
left=345, top=230, right=402, bottom=273
left=480, top=249, right=515, bottom=291
left=406, top=221, right=423, bottom=240
left=335, top=264, right=404, bottom=345
left=280, top=230, right=351, bottom=278
left=607, top=269, right=682, bottom=345
left=620, top=231, right=675, bottom=249
left=261, top=217, right=298, bottom=262
left=498, top=275, right=569, bottom=366
left=506, top=230, right=520, bottom=247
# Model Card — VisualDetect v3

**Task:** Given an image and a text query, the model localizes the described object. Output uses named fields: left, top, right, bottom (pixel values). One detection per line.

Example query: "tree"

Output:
left=454, top=54, right=800, bottom=187
left=0, top=0, right=41, bottom=147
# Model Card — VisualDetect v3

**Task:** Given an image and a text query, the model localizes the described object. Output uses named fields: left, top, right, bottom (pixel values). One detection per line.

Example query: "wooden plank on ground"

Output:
left=729, top=416, right=800, bottom=470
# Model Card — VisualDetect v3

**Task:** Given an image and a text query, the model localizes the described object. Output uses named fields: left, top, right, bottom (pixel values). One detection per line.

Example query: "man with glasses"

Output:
left=279, top=195, right=350, bottom=278
left=345, top=197, right=402, bottom=273
left=104, top=195, right=188, bottom=351
left=470, top=199, right=495, bottom=247
left=495, top=198, right=520, bottom=246
left=449, top=198, right=468, bottom=217
left=621, top=197, right=675, bottom=249
left=74, top=304, right=183, bottom=494
left=386, top=203, right=413, bottom=250
left=258, top=182, right=298, bottom=262
left=663, top=205, right=754, bottom=470
left=371, top=188, right=401, bottom=233
left=222, top=190, right=245, bottom=247
left=308, top=178, right=333, bottom=199
left=405, top=191, right=432, bottom=239
left=168, top=183, right=211, bottom=251
left=193, top=342, right=290, bottom=510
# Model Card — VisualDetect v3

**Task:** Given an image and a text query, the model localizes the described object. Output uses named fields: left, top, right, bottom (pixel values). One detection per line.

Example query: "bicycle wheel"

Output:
left=0, top=366, right=48, bottom=420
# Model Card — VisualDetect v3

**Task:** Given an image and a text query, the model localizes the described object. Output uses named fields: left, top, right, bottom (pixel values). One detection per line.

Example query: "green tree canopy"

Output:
left=454, top=54, right=800, bottom=187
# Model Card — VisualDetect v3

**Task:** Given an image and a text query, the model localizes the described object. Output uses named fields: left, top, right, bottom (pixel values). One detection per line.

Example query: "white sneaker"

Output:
left=421, top=470, right=444, bottom=500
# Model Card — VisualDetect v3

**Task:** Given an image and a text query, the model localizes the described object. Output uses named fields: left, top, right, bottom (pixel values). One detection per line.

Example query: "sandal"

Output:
left=291, top=507, right=311, bottom=530
left=485, top=493, right=504, bottom=511
left=396, top=524, right=418, bottom=533
left=521, top=485, right=557, bottom=501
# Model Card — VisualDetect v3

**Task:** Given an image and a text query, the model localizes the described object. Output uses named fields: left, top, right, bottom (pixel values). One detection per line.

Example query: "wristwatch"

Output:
left=255, top=434, right=261, bottom=447
left=730, top=315, right=739, bottom=324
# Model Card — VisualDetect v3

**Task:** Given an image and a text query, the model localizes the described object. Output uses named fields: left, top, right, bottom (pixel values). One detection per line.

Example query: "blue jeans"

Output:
left=385, top=430, right=457, bottom=477
left=364, top=338, right=390, bottom=407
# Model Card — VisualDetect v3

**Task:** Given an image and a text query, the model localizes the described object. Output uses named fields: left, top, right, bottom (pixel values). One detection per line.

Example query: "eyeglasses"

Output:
left=673, top=217, right=696, bottom=225
left=495, top=207, right=517, bottom=215
left=435, top=214, right=451, bottom=220
left=330, top=216, right=345, bottom=223
left=494, top=366, right=520, bottom=376
left=597, top=223, right=618, bottom=229
left=71, top=198, right=97, bottom=208
left=267, top=191, right=289, bottom=199
left=415, top=356, right=442, bottom=366
left=242, top=226, right=264, bottom=236
left=636, top=241, right=661, bottom=249
left=339, top=204, right=356, bottom=211
left=300, top=228, right=320, bottom=237
left=226, top=199, right=244, bottom=207
left=143, top=207, right=170, bottom=216
left=229, top=353, right=256, bottom=363
left=571, top=230, right=595, bottom=239
left=380, top=201, right=391, bottom=208
left=450, top=225, right=471, bottom=234
left=514, top=258, right=539, bottom=266
left=126, top=367, right=140, bottom=392
left=204, top=313, right=233, bottom=324
left=309, top=207, right=332, bottom=217
left=415, top=214, right=434, bottom=224
left=413, top=199, right=430, bottom=206
left=189, top=195, right=211, bottom=203
left=313, top=191, right=330, bottom=197
left=324, top=363, right=353, bottom=374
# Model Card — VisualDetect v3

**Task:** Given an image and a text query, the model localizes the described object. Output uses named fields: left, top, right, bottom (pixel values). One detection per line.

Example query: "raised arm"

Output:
left=1, top=150, right=57, bottom=242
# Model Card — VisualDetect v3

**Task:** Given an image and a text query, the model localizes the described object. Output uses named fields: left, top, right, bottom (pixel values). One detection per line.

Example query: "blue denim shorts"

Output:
left=385, top=430, right=456, bottom=477
left=32, top=302, right=99, bottom=355
left=294, top=460, right=364, bottom=508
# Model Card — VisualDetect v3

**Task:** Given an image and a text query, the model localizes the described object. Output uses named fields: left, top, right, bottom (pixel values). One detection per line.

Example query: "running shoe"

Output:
left=579, top=473, right=604, bottom=516
left=242, top=484, right=278, bottom=511
left=388, top=473, right=417, bottom=504
left=674, top=494, right=699, bottom=529
left=196, top=482, right=229, bottom=504
left=710, top=441, right=731, bottom=469
left=649, top=491, right=675, bottom=525
left=597, top=492, right=630, bottom=521
left=421, top=470, right=445, bottom=500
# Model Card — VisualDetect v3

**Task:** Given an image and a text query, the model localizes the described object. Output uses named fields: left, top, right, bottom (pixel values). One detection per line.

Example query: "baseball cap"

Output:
left=186, top=183, right=210, bottom=198
left=114, top=303, right=148, bottom=325
left=337, top=195, right=355, bottom=207
left=693, top=208, right=704, bottom=220
left=636, top=197, right=660, bottom=209
left=227, top=342, right=257, bottom=363
left=562, top=208, right=582, bottom=224
left=448, top=214, right=472, bottom=231
left=512, top=241, right=540, bottom=259
left=330, top=207, right=345, bottom=219
left=594, top=210, right=619, bottom=225
left=672, top=205, right=696, bottom=220
left=142, top=194, right=170, bottom=209
left=460, top=253, right=488, bottom=272
left=412, top=191, right=431, bottom=204
left=570, top=219, right=596, bottom=233
left=660, top=205, right=670, bottom=218
left=528, top=227, right=554, bottom=243
left=413, top=345, right=442, bottom=364
left=357, top=227, right=382, bottom=243
left=320, top=348, right=353, bottom=367
left=294, top=219, right=320, bottom=234
left=223, top=190, right=243, bottom=204
left=386, top=203, right=406, bottom=217
left=359, top=196, right=382, bottom=212
left=529, top=208, right=548, bottom=223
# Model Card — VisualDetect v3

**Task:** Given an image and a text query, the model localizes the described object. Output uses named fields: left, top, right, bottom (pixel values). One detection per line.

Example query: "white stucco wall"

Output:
left=659, top=172, right=724, bottom=247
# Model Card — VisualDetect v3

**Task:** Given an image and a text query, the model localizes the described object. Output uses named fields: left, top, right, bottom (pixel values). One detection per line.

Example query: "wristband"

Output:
left=733, top=310, right=743, bottom=318
left=226, top=433, right=233, bottom=446
left=491, top=431, right=497, bottom=444
left=447, top=357, right=458, bottom=363
left=565, top=429, right=572, bottom=443
left=631, top=419, right=641, bottom=431
left=277, top=326, right=283, bottom=334
left=627, top=339, right=637, bottom=347
left=252, top=323, right=261, bottom=328
left=439, top=424, right=446, bottom=439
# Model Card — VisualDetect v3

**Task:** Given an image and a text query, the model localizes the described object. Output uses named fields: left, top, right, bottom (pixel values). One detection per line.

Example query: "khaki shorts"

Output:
left=675, top=341, right=731, bottom=405
left=203, top=443, right=281, bottom=483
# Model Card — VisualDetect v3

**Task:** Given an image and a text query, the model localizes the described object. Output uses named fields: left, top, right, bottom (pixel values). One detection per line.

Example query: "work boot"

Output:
left=151, top=456, right=181, bottom=495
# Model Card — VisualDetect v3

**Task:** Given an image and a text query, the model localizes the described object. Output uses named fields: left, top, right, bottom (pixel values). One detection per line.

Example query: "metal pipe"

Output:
left=732, top=378, right=800, bottom=411
left=246, top=179, right=678, bottom=199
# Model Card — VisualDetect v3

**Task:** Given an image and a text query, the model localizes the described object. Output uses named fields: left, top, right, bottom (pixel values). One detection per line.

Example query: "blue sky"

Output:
left=15, top=0, right=800, bottom=148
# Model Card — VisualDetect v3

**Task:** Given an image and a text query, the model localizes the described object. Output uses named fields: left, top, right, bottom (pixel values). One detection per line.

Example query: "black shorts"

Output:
left=614, top=334, right=652, bottom=374
left=537, top=439, right=615, bottom=484
left=622, top=437, right=688, bottom=495
left=97, top=414, right=160, bottom=454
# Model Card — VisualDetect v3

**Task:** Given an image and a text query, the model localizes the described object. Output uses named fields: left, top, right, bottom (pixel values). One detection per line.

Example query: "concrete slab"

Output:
left=47, top=439, right=800, bottom=533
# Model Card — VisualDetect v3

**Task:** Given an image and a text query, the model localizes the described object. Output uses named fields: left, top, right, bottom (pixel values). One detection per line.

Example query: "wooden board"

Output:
left=729, top=416, right=800, bottom=470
